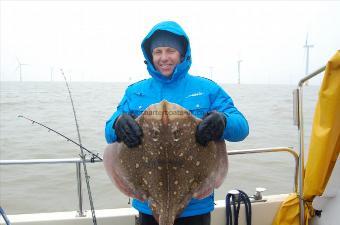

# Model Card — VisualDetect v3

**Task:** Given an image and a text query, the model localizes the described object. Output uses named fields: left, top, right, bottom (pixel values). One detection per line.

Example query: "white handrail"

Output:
left=0, top=146, right=298, bottom=216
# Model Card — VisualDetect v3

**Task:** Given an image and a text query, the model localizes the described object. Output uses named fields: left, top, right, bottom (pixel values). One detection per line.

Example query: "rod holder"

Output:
left=76, top=162, right=86, bottom=217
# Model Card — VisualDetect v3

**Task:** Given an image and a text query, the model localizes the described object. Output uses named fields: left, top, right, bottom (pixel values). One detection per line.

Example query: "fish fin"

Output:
left=104, top=144, right=141, bottom=198
left=214, top=141, right=228, bottom=188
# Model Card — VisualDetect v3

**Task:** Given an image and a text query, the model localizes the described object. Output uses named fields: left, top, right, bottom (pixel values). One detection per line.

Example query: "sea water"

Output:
left=0, top=81, right=319, bottom=214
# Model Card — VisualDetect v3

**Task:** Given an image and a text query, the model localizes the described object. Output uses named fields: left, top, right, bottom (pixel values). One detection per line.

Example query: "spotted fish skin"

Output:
left=104, top=100, right=228, bottom=225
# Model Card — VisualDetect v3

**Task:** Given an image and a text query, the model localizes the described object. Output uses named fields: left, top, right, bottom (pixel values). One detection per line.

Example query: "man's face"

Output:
left=152, top=47, right=181, bottom=77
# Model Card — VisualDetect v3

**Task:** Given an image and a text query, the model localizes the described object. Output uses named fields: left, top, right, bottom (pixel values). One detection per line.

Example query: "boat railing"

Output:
left=293, top=65, right=326, bottom=225
left=0, top=158, right=100, bottom=218
left=0, top=146, right=298, bottom=217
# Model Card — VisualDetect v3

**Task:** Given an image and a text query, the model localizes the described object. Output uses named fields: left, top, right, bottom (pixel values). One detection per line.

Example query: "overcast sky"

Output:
left=1, top=1, right=339, bottom=84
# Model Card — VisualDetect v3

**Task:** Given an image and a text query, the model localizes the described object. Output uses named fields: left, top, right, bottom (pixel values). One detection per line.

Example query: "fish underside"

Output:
left=104, top=100, right=228, bottom=225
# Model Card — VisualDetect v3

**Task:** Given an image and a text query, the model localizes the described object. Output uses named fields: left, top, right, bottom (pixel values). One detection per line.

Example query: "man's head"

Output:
left=149, top=30, right=186, bottom=77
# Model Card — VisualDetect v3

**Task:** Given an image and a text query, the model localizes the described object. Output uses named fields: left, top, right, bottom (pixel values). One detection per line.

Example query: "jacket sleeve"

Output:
left=210, top=86, right=249, bottom=142
left=105, top=93, right=130, bottom=144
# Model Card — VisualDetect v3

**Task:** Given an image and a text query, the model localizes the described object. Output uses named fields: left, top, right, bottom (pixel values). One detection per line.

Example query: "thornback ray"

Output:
left=104, top=100, right=228, bottom=225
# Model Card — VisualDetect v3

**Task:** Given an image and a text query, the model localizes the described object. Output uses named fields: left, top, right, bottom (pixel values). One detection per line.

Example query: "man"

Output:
left=105, top=21, right=249, bottom=225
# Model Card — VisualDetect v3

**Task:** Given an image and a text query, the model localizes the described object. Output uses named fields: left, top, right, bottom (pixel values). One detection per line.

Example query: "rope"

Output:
left=225, top=190, right=252, bottom=225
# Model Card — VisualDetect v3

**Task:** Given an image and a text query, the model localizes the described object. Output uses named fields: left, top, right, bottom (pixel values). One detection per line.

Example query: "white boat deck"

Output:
left=1, top=194, right=287, bottom=225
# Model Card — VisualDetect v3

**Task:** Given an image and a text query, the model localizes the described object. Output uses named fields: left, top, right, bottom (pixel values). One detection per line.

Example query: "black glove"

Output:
left=114, top=114, right=143, bottom=148
left=195, top=111, right=226, bottom=146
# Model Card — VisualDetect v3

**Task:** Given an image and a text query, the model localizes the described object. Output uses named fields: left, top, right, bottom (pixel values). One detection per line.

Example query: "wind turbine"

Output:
left=15, top=57, right=28, bottom=82
left=303, top=33, right=314, bottom=86
left=237, top=59, right=242, bottom=85
left=50, top=66, right=54, bottom=81
left=209, top=66, right=213, bottom=80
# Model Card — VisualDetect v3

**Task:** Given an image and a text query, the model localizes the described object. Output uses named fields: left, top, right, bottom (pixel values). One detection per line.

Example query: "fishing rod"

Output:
left=60, top=69, right=98, bottom=225
left=17, top=115, right=102, bottom=161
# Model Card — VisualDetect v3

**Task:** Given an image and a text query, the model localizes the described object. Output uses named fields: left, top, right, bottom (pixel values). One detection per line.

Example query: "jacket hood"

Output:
left=141, top=21, right=192, bottom=83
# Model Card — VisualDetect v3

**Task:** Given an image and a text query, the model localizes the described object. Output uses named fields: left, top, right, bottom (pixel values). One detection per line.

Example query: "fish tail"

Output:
left=158, top=213, right=175, bottom=225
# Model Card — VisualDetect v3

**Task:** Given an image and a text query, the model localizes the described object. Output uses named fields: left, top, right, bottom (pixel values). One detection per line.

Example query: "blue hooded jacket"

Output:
left=105, top=21, right=249, bottom=217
